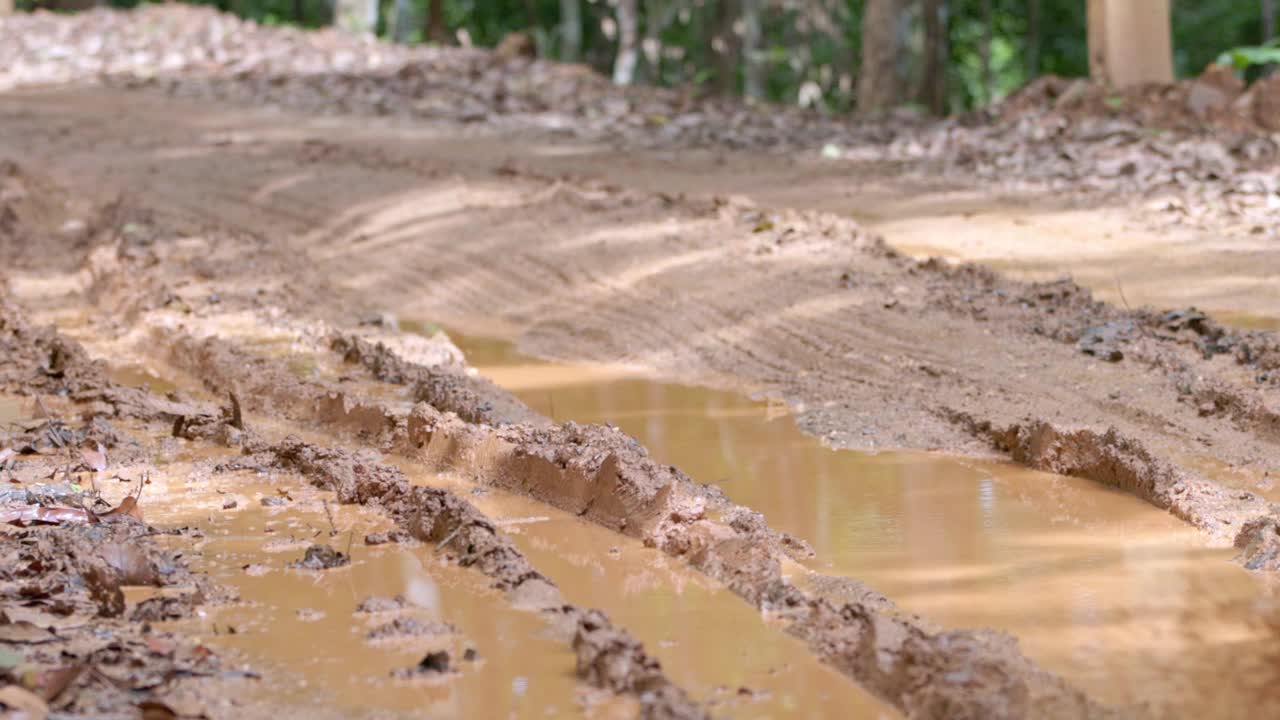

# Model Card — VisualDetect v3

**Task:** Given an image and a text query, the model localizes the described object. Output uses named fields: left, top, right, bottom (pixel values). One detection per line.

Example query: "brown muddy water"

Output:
left=441, top=329, right=1280, bottom=719
left=136, top=463, right=627, bottom=720
left=133, top=447, right=895, bottom=719
left=400, top=466, right=895, bottom=719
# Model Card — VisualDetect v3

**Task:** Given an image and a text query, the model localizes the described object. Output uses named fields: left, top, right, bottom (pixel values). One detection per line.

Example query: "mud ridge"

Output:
left=219, top=435, right=707, bottom=720
left=402, top=405, right=1113, bottom=719
left=0, top=283, right=709, bottom=718
left=147, top=312, right=1113, bottom=716
left=331, top=332, right=544, bottom=426
left=950, top=410, right=1280, bottom=552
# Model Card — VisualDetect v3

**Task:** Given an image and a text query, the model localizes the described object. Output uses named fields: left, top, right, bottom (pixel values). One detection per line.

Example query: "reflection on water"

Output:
left=446, top=329, right=1280, bottom=718
left=1213, top=311, right=1280, bottom=334
left=142, top=467, right=607, bottom=720
left=406, top=469, right=895, bottom=719
left=109, top=365, right=183, bottom=396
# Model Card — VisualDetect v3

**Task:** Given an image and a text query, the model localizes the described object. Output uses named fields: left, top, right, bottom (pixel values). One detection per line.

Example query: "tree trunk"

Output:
left=741, top=0, right=763, bottom=100
left=613, top=0, right=640, bottom=85
left=0, top=0, right=13, bottom=15
left=291, top=0, right=305, bottom=25
left=334, top=0, right=377, bottom=34
left=1027, top=0, right=1041, bottom=79
left=857, top=0, right=904, bottom=114
left=918, top=0, right=947, bottom=115
left=390, top=0, right=415, bottom=42
left=1088, top=0, right=1172, bottom=86
left=713, top=0, right=740, bottom=95
left=1265, top=0, right=1277, bottom=42
left=560, top=0, right=582, bottom=61
left=638, top=0, right=674, bottom=85
left=424, top=0, right=447, bottom=43
left=980, top=0, right=993, bottom=104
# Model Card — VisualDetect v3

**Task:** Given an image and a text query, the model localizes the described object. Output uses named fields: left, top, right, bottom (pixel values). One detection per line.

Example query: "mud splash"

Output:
left=445, top=329, right=1280, bottom=719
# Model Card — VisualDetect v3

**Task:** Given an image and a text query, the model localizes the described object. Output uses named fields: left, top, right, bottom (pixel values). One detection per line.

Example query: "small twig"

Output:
left=322, top=499, right=338, bottom=536
left=494, top=516, right=551, bottom=527
left=434, top=523, right=468, bottom=551
left=1114, top=276, right=1132, bottom=312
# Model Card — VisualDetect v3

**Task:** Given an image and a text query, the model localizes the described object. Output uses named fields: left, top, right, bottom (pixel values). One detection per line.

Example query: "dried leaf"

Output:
left=78, top=443, right=107, bottom=473
left=0, top=685, right=49, bottom=719
left=36, top=665, right=83, bottom=703
left=137, top=699, right=177, bottom=720
left=99, top=543, right=160, bottom=586
left=0, top=622, right=57, bottom=644
left=0, top=506, right=96, bottom=527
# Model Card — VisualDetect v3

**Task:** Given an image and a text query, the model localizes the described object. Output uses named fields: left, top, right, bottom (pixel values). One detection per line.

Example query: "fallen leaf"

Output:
left=0, top=685, right=48, bottom=719
left=36, top=665, right=83, bottom=702
left=99, top=543, right=160, bottom=586
left=78, top=444, right=107, bottom=473
left=137, top=699, right=177, bottom=720
left=0, top=506, right=96, bottom=527
left=0, top=622, right=56, bottom=644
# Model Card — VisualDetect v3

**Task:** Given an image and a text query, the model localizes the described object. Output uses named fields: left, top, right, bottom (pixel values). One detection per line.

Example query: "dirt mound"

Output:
left=998, top=66, right=1274, bottom=135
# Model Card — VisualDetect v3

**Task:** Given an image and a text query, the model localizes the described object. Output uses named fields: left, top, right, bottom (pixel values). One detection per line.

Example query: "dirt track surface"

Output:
left=5, top=6, right=1280, bottom=719
left=8, top=83, right=1280, bottom=542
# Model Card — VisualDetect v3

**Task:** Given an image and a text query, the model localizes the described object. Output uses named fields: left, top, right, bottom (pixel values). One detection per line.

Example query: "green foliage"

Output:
left=18, top=0, right=1274, bottom=115
left=1216, top=41, right=1280, bottom=72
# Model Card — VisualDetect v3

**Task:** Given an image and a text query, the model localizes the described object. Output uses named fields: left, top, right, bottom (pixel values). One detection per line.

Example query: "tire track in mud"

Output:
left=290, top=159, right=1280, bottom=563
left=129, top=314, right=1110, bottom=718
left=0, top=291, right=708, bottom=719
left=4, top=87, right=1280, bottom=715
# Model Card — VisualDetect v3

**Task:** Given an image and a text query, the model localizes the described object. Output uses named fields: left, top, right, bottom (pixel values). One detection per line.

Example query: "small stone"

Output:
left=417, top=650, right=450, bottom=674
left=289, top=544, right=349, bottom=570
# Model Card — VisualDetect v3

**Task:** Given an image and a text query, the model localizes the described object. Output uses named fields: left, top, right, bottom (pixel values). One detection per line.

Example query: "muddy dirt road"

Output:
left=4, top=7, right=1280, bottom=720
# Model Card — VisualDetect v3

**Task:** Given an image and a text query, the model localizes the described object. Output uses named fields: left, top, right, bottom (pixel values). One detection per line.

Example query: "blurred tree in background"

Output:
left=7, top=0, right=1276, bottom=114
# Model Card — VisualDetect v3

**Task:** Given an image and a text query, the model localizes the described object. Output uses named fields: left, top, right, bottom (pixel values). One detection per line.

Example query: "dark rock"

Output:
left=289, top=544, right=349, bottom=570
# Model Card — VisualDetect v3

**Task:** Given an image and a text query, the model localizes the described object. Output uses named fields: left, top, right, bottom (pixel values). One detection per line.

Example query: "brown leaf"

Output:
left=82, top=565, right=124, bottom=618
left=0, top=685, right=49, bottom=719
left=78, top=443, right=107, bottom=473
left=0, top=506, right=96, bottom=527
left=0, top=622, right=57, bottom=644
left=137, top=699, right=177, bottom=720
left=98, top=495, right=138, bottom=519
left=98, top=543, right=160, bottom=586
left=36, top=665, right=83, bottom=703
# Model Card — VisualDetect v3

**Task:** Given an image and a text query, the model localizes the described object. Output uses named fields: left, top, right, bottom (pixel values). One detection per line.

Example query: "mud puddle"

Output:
left=442, top=328, right=1280, bottom=718
left=138, top=463, right=615, bottom=719
left=400, top=466, right=896, bottom=719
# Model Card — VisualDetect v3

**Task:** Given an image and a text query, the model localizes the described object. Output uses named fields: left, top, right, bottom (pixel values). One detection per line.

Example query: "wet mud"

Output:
left=443, top=332, right=1280, bottom=718
left=2, top=35, right=1280, bottom=718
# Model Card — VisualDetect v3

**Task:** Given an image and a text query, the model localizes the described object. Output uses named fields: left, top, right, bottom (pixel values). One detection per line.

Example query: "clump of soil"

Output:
left=365, top=617, right=453, bottom=642
left=333, top=333, right=543, bottom=426
left=289, top=543, right=350, bottom=570
left=394, top=649, right=452, bottom=677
